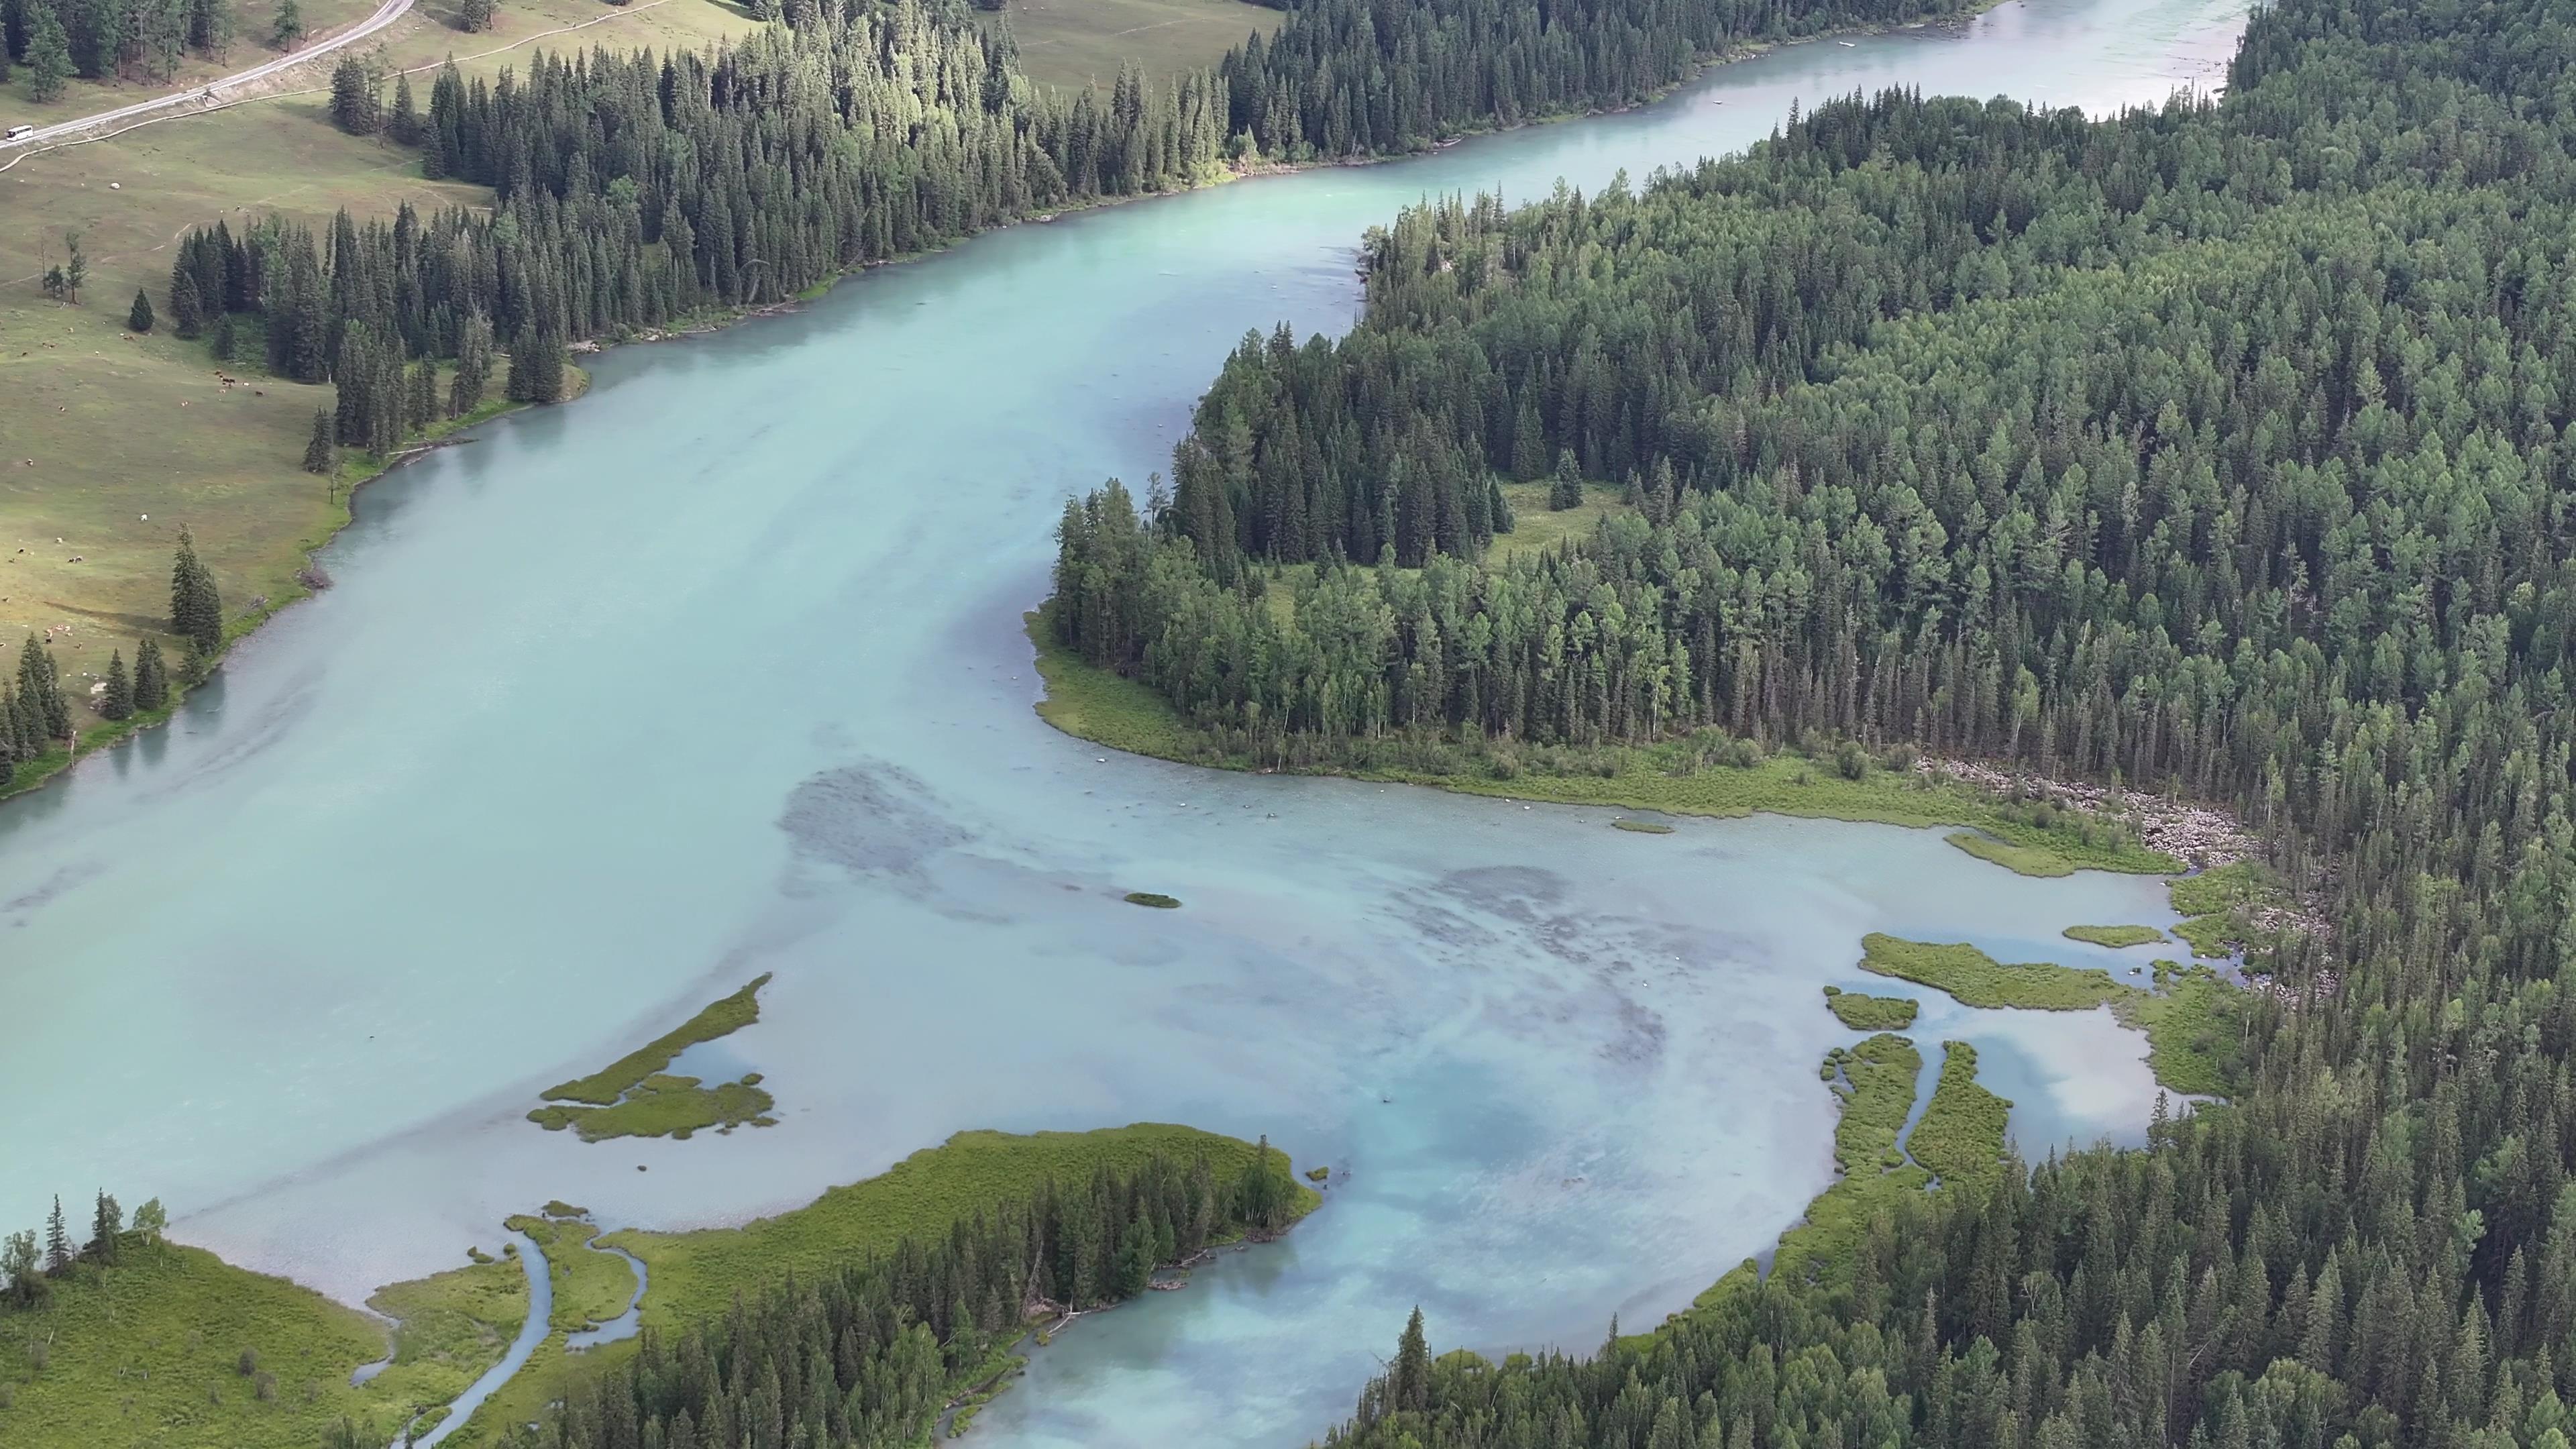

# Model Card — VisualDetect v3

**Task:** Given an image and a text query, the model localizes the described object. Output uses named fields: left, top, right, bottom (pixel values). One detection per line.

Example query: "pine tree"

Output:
left=101, top=649, right=133, bottom=720
left=455, top=0, right=489, bottom=32
left=133, top=637, right=169, bottom=712
left=327, top=53, right=378, bottom=133
left=170, top=268, right=205, bottom=338
left=170, top=527, right=222, bottom=653
left=387, top=70, right=418, bottom=145
left=43, top=1195, right=71, bottom=1275
left=211, top=309, right=237, bottom=360
left=87, top=1191, right=121, bottom=1264
left=1393, top=1307, right=1430, bottom=1413
left=127, top=288, right=155, bottom=332
left=303, top=407, right=335, bottom=475
left=268, top=0, right=297, bottom=46
left=449, top=312, right=492, bottom=417
left=1548, top=447, right=1582, bottom=510
left=23, top=0, right=72, bottom=103
left=17, top=634, right=68, bottom=740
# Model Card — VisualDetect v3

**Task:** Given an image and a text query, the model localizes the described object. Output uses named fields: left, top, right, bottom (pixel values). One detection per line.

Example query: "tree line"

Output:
left=1050, top=0, right=2576, bottom=1442
left=1, top=1191, right=169, bottom=1310
left=472, top=1144, right=1303, bottom=1449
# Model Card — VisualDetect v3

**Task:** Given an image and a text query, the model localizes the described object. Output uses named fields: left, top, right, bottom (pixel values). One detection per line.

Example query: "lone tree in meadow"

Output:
left=128, top=289, right=156, bottom=333
left=170, top=528, right=224, bottom=654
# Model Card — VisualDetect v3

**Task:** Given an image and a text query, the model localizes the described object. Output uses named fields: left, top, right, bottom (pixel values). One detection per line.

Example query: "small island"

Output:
left=1124, top=891, right=1183, bottom=908
left=525, top=974, right=778, bottom=1141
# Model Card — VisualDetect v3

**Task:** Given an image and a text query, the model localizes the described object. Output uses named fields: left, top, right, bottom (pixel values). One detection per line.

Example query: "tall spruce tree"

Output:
left=168, top=527, right=221, bottom=653
left=99, top=650, right=132, bottom=720
left=131, top=637, right=168, bottom=712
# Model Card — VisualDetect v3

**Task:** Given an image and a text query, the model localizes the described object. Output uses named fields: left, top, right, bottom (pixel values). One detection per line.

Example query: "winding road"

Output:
left=1, top=0, right=415, bottom=150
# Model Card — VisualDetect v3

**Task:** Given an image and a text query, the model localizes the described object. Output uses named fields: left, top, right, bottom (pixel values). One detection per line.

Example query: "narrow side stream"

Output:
left=566, top=1242, right=650, bottom=1349
left=409, top=1230, right=551, bottom=1449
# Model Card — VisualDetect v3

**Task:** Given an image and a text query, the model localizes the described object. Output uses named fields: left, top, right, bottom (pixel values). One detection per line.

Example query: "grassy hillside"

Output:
left=989, top=0, right=1280, bottom=90
left=0, top=1236, right=525, bottom=1449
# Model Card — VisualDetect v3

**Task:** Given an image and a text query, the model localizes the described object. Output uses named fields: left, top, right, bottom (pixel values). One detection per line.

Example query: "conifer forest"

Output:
left=1048, top=0, right=2576, bottom=1442
left=7, top=0, right=2575, bottom=1435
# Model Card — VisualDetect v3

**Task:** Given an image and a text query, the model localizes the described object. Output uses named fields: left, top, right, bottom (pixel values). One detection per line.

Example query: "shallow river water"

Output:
left=0, top=0, right=2244, bottom=1440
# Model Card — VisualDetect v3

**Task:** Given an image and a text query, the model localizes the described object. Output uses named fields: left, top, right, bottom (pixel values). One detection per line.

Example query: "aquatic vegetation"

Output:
left=526, top=975, right=778, bottom=1141
left=1124, top=891, right=1183, bottom=908
left=537, top=975, right=771, bottom=1106
left=2061, top=924, right=2165, bottom=948
left=1905, top=1044, right=2011, bottom=1189
left=1611, top=818, right=1676, bottom=833
left=1821, top=986, right=1919, bottom=1030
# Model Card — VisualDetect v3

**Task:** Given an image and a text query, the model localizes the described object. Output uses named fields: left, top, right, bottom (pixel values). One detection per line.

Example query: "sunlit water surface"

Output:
left=0, top=1, right=2243, bottom=1440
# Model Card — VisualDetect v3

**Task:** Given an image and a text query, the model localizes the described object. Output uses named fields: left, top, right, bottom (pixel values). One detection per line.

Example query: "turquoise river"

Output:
left=1, top=0, right=2246, bottom=1440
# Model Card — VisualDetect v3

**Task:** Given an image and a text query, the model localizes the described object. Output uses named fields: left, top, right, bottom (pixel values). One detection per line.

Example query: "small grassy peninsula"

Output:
left=526, top=974, right=776, bottom=1142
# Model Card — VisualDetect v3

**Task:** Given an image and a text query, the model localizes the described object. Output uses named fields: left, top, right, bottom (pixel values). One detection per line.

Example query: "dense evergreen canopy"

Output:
left=1048, top=0, right=2576, bottom=1444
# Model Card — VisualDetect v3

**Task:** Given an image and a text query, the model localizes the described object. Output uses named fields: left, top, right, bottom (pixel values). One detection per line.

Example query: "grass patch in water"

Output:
left=0, top=1236, right=525, bottom=1449
left=1907, top=1042, right=2012, bottom=1189
left=526, top=974, right=778, bottom=1142
left=1124, top=892, right=1183, bottom=908
left=1821, top=987, right=1919, bottom=1031
left=2063, top=924, right=2165, bottom=948
left=539, top=974, right=771, bottom=1106
left=1611, top=818, right=1675, bottom=834
left=528, top=1074, right=776, bottom=1142
left=1858, top=934, right=2128, bottom=1010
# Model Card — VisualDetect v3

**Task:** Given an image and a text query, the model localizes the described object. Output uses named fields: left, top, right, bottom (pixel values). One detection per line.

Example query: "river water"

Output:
left=0, top=0, right=2243, bottom=1441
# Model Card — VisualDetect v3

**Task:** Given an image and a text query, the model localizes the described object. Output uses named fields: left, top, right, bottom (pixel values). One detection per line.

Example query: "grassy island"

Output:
left=2062, top=924, right=2166, bottom=948
left=1821, top=987, right=1920, bottom=1031
left=1124, top=891, right=1183, bottom=908
left=526, top=975, right=777, bottom=1141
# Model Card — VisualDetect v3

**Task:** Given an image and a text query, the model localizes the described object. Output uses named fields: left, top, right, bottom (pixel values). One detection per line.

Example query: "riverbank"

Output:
left=1026, top=611, right=2184, bottom=879
left=0, top=367, right=582, bottom=810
